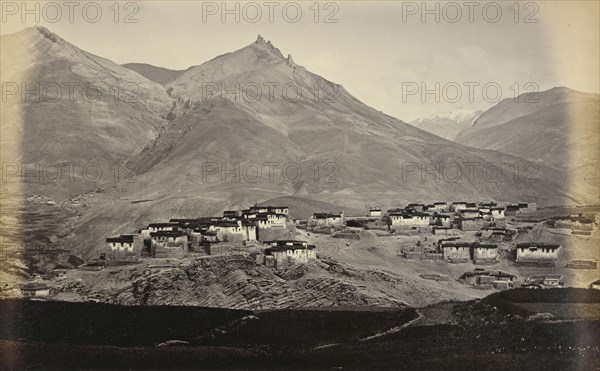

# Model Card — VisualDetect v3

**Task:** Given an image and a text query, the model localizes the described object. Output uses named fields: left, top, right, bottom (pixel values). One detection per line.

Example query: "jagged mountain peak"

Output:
left=166, top=35, right=304, bottom=100
left=251, top=34, right=286, bottom=60
left=287, top=54, right=295, bottom=66
left=33, top=25, right=60, bottom=42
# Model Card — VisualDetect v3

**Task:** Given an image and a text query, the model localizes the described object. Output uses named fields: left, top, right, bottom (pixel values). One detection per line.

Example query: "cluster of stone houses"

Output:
left=308, top=212, right=345, bottom=227
left=383, top=201, right=536, bottom=233
left=380, top=201, right=572, bottom=267
left=515, top=242, right=562, bottom=266
left=460, top=269, right=516, bottom=289
left=104, top=205, right=290, bottom=260
left=524, top=274, right=566, bottom=288
left=100, top=199, right=582, bottom=271
left=281, top=201, right=539, bottom=236
left=551, top=214, right=595, bottom=234
left=438, top=241, right=500, bottom=264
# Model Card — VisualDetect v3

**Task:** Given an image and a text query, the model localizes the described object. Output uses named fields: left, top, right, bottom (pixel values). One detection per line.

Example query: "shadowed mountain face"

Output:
left=458, top=87, right=598, bottom=134
left=455, top=87, right=600, bottom=192
left=124, top=36, right=589, bottom=207
left=2, top=29, right=592, bottom=206
left=1, top=27, right=173, bottom=205
left=0, top=27, right=174, bottom=257
left=0, top=27, right=173, bottom=198
left=1, top=29, right=598, bottom=261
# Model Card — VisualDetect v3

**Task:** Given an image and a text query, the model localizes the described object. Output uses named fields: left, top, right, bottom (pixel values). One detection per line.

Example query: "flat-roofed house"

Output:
left=516, top=243, right=561, bottom=266
left=265, top=212, right=287, bottom=228
left=554, top=215, right=595, bottom=231
left=389, top=212, right=431, bottom=228
left=249, top=206, right=289, bottom=216
left=457, top=217, right=484, bottom=231
left=432, top=202, right=448, bottom=212
left=441, top=242, right=471, bottom=263
left=388, top=212, right=408, bottom=227
left=518, top=203, right=537, bottom=213
left=543, top=274, right=565, bottom=287
left=20, top=282, right=51, bottom=297
left=481, top=212, right=494, bottom=222
left=504, top=205, right=520, bottom=217
left=223, top=210, right=243, bottom=218
left=451, top=202, right=467, bottom=212
left=461, top=270, right=516, bottom=288
left=254, top=216, right=272, bottom=230
left=168, top=219, right=205, bottom=236
left=209, top=220, right=246, bottom=242
left=491, top=207, right=505, bottom=219
left=405, top=203, right=425, bottom=213
left=478, top=206, right=491, bottom=214
left=369, top=207, right=382, bottom=217
left=309, top=212, right=345, bottom=227
left=150, top=230, right=188, bottom=258
left=105, top=234, right=142, bottom=261
left=434, top=214, right=452, bottom=227
left=141, top=222, right=179, bottom=238
left=241, top=220, right=257, bottom=241
left=272, top=206, right=289, bottom=215
left=246, top=211, right=287, bottom=229
left=263, top=240, right=317, bottom=269
left=248, top=206, right=269, bottom=214
left=525, top=274, right=566, bottom=288
left=206, top=219, right=257, bottom=242
left=472, top=243, right=498, bottom=264
left=484, top=228, right=514, bottom=242
left=190, top=228, right=218, bottom=245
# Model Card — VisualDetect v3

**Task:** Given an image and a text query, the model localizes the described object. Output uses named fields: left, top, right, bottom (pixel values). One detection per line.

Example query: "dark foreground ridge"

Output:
left=1, top=288, right=599, bottom=369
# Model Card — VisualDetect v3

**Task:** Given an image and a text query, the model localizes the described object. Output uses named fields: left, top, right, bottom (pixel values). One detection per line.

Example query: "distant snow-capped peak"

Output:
left=428, top=108, right=480, bottom=123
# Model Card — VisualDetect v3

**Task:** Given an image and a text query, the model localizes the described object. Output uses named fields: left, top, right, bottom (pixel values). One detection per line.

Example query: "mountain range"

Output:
left=455, top=87, right=599, bottom=192
left=1, top=27, right=598, bottom=257
left=409, top=109, right=482, bottom=141
left=455, top=87, right=599, bottom=169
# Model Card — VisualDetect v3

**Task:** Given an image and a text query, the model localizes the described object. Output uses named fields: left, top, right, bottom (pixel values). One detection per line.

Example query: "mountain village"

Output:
left=1, top=10, right=600, bottom=368
left=18, top=200, right=599, bottom=298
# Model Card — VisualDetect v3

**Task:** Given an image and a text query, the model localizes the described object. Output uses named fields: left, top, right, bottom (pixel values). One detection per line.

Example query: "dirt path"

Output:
left=358, top=308, right=424, bottom=341
left=312, top=309, right=424, bottom=350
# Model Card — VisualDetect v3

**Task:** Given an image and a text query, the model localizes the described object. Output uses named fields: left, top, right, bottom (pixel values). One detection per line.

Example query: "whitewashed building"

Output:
left=516, top=243, right=561, bottom=265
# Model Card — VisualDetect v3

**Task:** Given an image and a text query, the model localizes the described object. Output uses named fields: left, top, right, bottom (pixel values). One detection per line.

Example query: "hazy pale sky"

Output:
left=1, top=1, right=598, bottom=121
